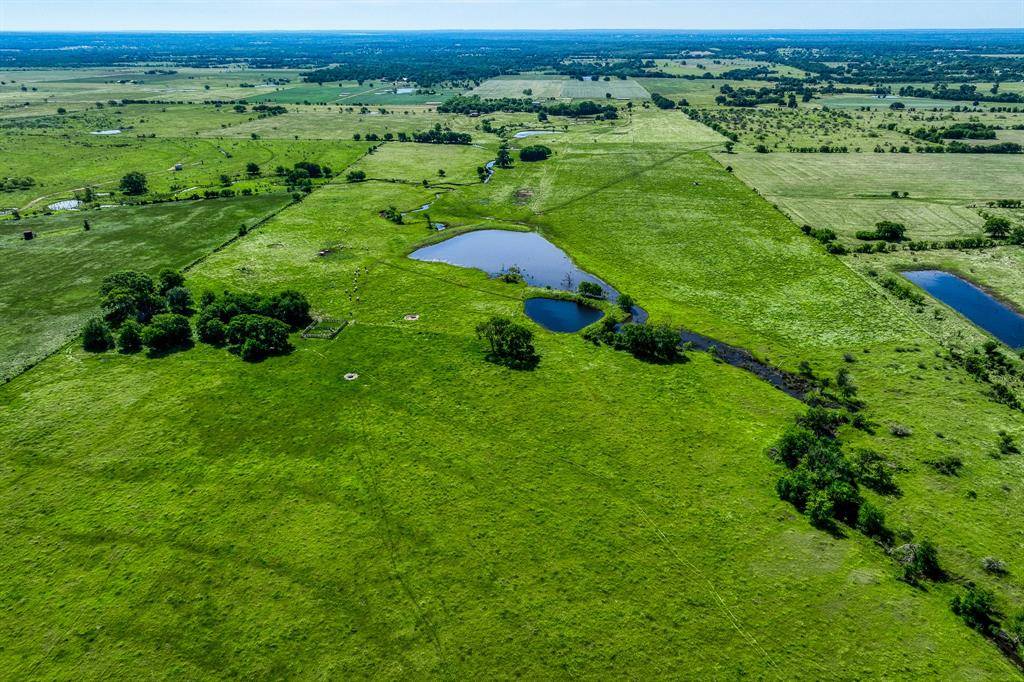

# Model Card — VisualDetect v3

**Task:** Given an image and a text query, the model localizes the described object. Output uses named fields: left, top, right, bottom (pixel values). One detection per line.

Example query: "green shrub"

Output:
left=165, top=286, right=194, bottom=316
left=100, top=270, right=165, bottom=325
left=613, top=323, right=681, bottom=364
left=768, top=424, right=818, bottom=468
left=857, top=501, right=888, bottom=539
left=259, top=290, right=312, bottom=329
left=577, top=281, right=604, bottom=298
left=158, top=268, right=185, bottom=295
left=198, top=317, right=227, bottom=346
left=951, top=585, right=998, bottom=633
left=807, top=490, right=835, bottom=529
left=617, top=293, right=635, bottom=313
left=82, top=317, right=114, bottom=352
left=116, top=320, right=143, bottom=354
left=519, top=144, right=552, bottom=162
left=475, top=316, right=539, bottom=370
left=141, top=313, right=193, bottom=352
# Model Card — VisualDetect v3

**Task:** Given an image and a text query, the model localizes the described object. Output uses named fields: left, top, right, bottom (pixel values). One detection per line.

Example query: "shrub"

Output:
left=797, top=406, right=848, bottom=438
left=116, top=320, right=143, bottom=353
left=577, top=281, right=604, bottom=298
left=889, top=423, right=913, bottom=438
left=226, top=314, right=293, bottom=361
left=519, top=144, right=552, bottom=162
left=165, top=286, right=194, bottom=316
left=857, top=501, right=888, bottom=539
left=982, top=556, right=1008, bottom=575
left=617, top=293, right=635, bottom=313
left=82, top=317, right=114, bottom=352
left=873, top=220, right=907, bottom=242
left=806, top=490, right=835, bottom=529
left=768, top=424, right=818, bottom=468
left=613, top=323, right=681, bottom=364
left=895, top=539, right=942, bottom=582
left=927, top=455, right=963, bottom=476
left=119, top=171, right=147, bottom=195
left=475, top=316, right=539, bottom=369
left=346, top=170, right=366, bottom=182
left=198, top=317, right=227, bottom=346
left=100, top=270, right=165, bottom=325
left=776, top=468, right=813, bottom=511
left=851, top=448, right=900, bottom=495
left=141, top=313, right=193, bottom=352
left=951, top=585, right=998, bottom=632
left=825, top=480, right=861, bottom=525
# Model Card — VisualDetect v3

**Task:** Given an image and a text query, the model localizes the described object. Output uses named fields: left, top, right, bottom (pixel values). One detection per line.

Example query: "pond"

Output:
left=47, top=199, right=82, bottom=211
left=524, top=297, right=603, bottom=333
left=90, top=129, right=121, bottom=135
left=409, top=228, right=647, bottom=321
left=513, top=130, right=561, bottom=139
left=902, top=270, right=1024, bottom=348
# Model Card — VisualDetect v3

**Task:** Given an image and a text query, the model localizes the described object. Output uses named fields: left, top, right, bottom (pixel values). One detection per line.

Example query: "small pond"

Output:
left=902, top=270, right=1024, bottom=348
left=47, top=199, right=82, bottom=211
left=513, top=130, right=561, bottom=139
left=90, top=129, right=122, bottom=135
left=525, top=297, right=603, bottom=333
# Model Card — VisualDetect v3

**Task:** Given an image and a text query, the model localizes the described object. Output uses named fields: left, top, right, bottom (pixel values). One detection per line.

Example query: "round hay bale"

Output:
left=344, top=373, right=359, bottom=381
left=404, top=314, right=420, bottom=321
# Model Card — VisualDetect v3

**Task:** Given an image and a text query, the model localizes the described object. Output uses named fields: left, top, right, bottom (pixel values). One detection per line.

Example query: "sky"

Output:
left=0, top=0, right=1022, bottom=32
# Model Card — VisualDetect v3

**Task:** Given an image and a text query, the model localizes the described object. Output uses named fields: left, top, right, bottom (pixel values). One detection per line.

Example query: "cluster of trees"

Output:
left=0, top=176, right=35, bottom=192
left=411, top=127, right=472, bottom=145
left=898, top=83, right=1024, bottom=104
left=519, top=145, right=552, bottom=162
left=437, top=95, right=617, bottom=120
left=650, top=93, right=678, bottom=110
left=855, top=220, right=906, bottom=242
left=947, top=141, right=1022, bottom=154
left=119, top=171, right=148, bottom=195
left=909, top=122, right=996, bottom=144
left=274, top=161, right=332, bottom=193
left=583, top=317, right=683, bottom=364
left=84, top=269, right=311, bottom=362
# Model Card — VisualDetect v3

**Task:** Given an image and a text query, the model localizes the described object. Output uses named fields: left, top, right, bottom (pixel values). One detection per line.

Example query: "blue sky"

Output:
left=0, top=0, right=1022, bottom=31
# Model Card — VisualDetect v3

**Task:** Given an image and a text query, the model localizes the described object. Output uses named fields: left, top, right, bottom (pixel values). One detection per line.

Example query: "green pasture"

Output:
left=471, top=75, right=649, bottom=100
left=0, top=195, right=290, bottom=380
left=2, top=96, right=1024, bottom=679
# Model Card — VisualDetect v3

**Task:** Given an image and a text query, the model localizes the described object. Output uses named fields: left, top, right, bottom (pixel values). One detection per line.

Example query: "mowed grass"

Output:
left=0, top=195, right=290, bottom=380
left=722, top=152, right=1024, bottom=241
left=2, top=104, right=1024, bottom=678
left=471, top=75, right=649, bottom=100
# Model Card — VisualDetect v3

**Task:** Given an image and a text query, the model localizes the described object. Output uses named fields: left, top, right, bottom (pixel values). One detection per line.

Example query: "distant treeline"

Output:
left=437, top=95, right=618, bottom=119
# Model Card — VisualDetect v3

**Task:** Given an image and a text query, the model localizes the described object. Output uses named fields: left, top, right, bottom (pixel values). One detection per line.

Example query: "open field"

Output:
left=3, top=102, right=1024, bottom=677
left=633, top=77, right=770, bottom=106
left=471, top=75, right=650, bottom=100
left=722, top=152, right=1024, bottom=241
left=0, top=195, right=291, bottom=380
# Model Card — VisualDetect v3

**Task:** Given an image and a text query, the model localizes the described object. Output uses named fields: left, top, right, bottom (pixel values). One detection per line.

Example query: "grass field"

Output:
left=4, top=92, right=1024, bottom=678
left=0, top=195, right=291, bottom=380
left=722, top=152, right=1024, bottom=241
left=471, top=75, right=650, bottom=100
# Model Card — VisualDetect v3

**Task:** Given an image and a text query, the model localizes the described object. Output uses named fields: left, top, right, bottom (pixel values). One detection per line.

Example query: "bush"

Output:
left=116, top=320, right=143, bottom=353
left=889, top=423, right=913, bottom=438
left=806, top=490, right=835, bottom=529
left=617, top=293, right=635, bottom=314
left=519, top=144, right=552, bottom=162
left=198, top=317, right=227, bottom=346
left=776, top=468, right=813, bottom=511
left=141, top=313, right=193, bottom=352
left=951, top=585, right=998, bottom=632
left=927, top=455, right=963, bottom=476
left=165, top=286, right=194, bottom=316
left=768, top=424, right=818, bottom=468
left=82, top=317, right=114, bottom=352
left=825, top=480, right=861, bottom=525
left=100, top=270, right=165, bottom=325
left=797, top=406, right=848, bottom=438
left=895, top=539, right=942, bottom=582
left=857, top=500, right=888, bottom=539
left=982, top=556, right=1008, bottom=575
left=851, top=448, right=900, bottom=495
left=577, top=281, right=604, bottom=298
left=475, top=316, right=539, bottom=369
left=226, top=314, right=292, bottom=361
left=119, top=171, right=147, bottom=195
left=613, top=323, right=681, bottom=364
left=346, top=170, right=366, bottom=183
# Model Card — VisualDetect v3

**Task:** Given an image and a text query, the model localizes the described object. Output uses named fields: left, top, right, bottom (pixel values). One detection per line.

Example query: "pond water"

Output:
left=409, top=228, right=647, bottom=321
left=513, top=130, right=561, bottom=139
left=47, top=199, right=82, bottom=211
left=902, top=270, right=1024, bottom=347
left=90, top=129, right=121, bottom=135
left=524, top=297, right=603, bottom=333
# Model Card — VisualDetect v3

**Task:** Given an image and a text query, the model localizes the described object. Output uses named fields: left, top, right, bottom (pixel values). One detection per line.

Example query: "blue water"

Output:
left=524, top=298, right=604, bottom=333
left=902, top=270, right=1024, bottom=347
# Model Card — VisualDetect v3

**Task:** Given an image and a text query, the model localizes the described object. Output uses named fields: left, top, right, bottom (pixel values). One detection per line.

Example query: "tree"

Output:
left=119, top=171, right=147, bottom=195
left=951, top=585, right=998, bottom=633
left=116, top=320, right=143, bottom=353
left=166, top=286, right=194, bottom=316
left=984, top=215, right=1012, bottom=238
left=496, top=142, right=514, bottom=168
left=806, top=489, right=835, bottom=529
left=857, top=500, right=888, bottom=539
left=246, top=162, right=261, bottom=176
left=577, top=281, right=604, bottom=298
left=158, top=268, right=185, bottom=295
left=873, top=220, right=906, bottom=242
left=142, top=313, right=193, bottom=352
left=346, top=170, right=366, bottom=182
left=519, top=145, right=552, bottom=162
left=82, top=318, right=114, bottom=352
left=475, top=316, right=538, bottom=369
left=259, top=290, right=312, bottom=328
left=100, top=270, right=164, bottom=325
left=617, top=293, right=635, bottom=314
left=226, top=314, right=293, bottom=361
left=198, top=317, right=228, bottom=345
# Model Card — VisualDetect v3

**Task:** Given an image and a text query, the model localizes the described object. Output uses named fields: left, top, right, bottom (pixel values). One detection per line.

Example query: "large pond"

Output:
left=902, top=270, right=1024, bottom=347
left=524, top=297, right=603, bottom=333
left=513, top=130, right=561, bottom=139
left=408, top=228, right=647, bottom=325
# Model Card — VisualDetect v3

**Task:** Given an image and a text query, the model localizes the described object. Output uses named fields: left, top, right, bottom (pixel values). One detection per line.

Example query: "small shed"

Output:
left=173, top=163, right=183, bottom=171
left=23, top=230, right=34, bottom=240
